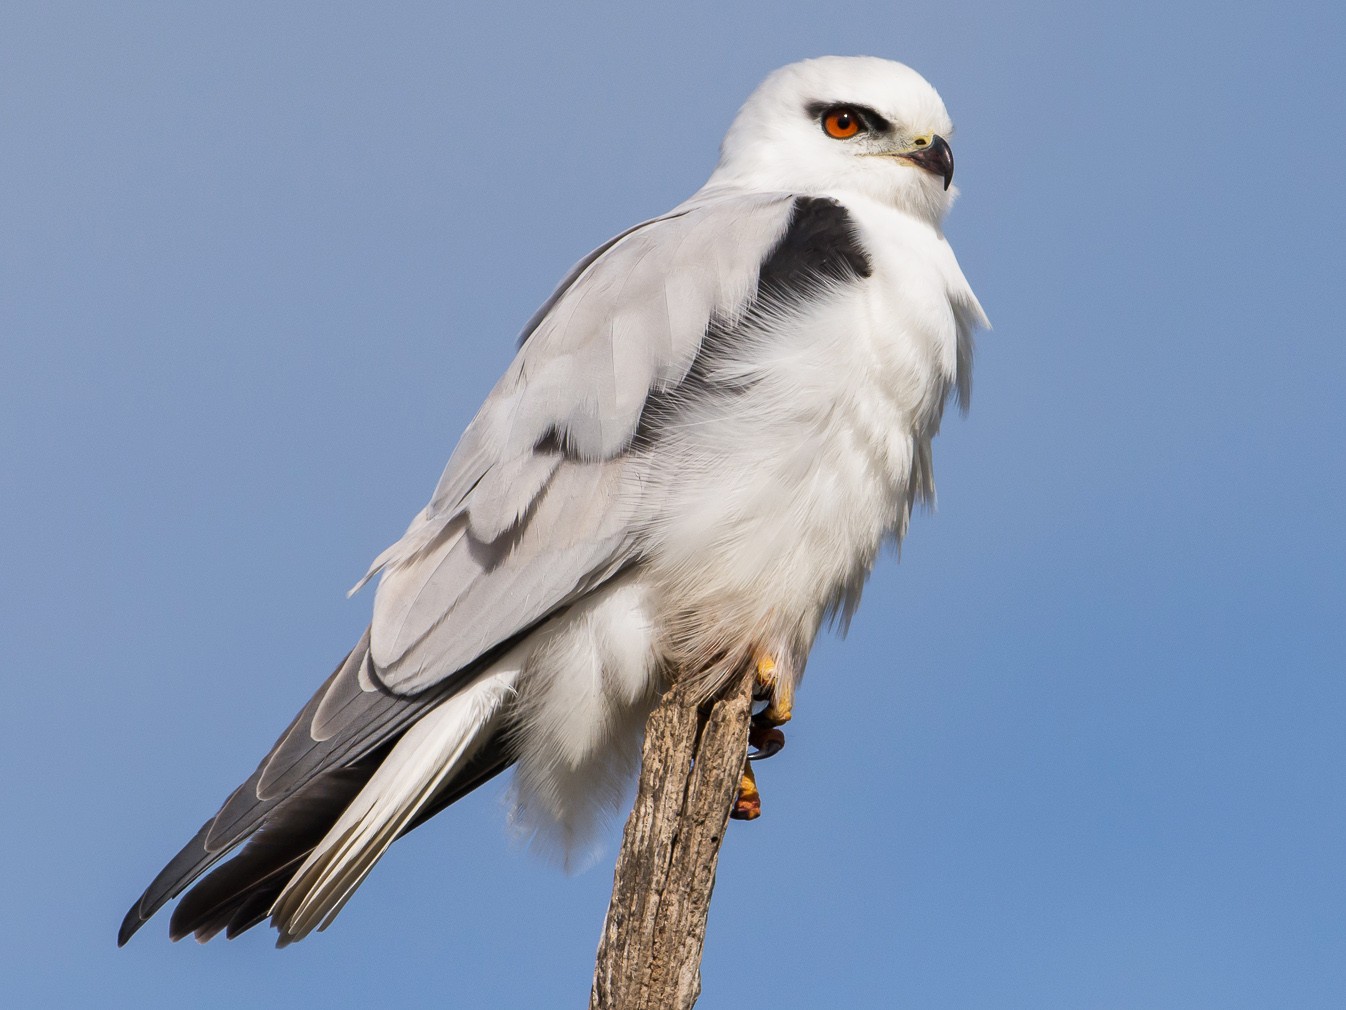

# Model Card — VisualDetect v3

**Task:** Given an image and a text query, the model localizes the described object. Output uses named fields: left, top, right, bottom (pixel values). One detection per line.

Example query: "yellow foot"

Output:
left=731, top=765, right=761, bottom=821
left=754, top=654, right=794, bottom=727
left=734, top=652, right=797, bottom=821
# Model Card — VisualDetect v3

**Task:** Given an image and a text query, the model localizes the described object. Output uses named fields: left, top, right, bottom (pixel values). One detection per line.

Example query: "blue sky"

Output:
left=4, top=2, right=1344, bottom=1007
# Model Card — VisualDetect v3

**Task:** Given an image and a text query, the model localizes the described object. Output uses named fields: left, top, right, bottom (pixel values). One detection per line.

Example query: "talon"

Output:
left=731, top=765, right=761, bottom=820
left=748, top=722, right=785, bottom=760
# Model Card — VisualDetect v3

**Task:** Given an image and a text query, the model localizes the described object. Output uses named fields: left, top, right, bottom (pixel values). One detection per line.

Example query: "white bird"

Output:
left=119, top=55, right=988, bottom=947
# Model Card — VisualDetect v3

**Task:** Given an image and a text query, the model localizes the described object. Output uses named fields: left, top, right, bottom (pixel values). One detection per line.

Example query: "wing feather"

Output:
left=363, top=191, right=796, bottom=695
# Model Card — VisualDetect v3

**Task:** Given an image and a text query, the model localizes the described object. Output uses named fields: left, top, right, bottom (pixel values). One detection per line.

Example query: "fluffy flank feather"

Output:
left=506, top=577, right=659, bottom=868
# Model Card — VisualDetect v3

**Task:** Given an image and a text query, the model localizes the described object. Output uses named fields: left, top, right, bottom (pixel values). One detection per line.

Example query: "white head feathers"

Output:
left=709, top=56, right=958, bottom=224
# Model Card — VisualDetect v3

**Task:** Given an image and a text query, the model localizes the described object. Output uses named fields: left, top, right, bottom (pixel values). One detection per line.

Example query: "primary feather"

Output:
left=119, top=55, right=987, bottom=947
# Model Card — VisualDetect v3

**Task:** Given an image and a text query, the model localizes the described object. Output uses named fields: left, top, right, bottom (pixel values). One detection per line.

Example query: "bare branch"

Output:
left=590, top=669, right=755, bottom=1010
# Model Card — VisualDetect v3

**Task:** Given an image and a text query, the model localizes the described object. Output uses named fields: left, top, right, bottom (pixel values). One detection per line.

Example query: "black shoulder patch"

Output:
left=757, top=196, right=872, bottom=302
left=632, top=196, right=873, bottom=447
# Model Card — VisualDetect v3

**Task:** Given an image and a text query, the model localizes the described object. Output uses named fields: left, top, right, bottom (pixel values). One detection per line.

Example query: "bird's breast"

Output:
left=634, top=223, right=963, bottom=679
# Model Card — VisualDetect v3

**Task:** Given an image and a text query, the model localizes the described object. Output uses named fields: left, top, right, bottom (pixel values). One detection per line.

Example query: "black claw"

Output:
left=748, top=722, right=786, bottom=760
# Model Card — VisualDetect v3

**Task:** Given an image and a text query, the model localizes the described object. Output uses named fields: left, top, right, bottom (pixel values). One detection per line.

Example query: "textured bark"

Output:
left=590, top=668, right=755, bottom=1010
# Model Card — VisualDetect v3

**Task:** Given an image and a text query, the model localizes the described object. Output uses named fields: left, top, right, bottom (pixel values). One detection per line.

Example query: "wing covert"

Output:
left=360, top=191, right=796, bottom=695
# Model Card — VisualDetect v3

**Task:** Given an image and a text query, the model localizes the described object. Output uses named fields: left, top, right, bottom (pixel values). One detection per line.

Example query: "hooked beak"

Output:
left=895, top=135, right=954, bottom=190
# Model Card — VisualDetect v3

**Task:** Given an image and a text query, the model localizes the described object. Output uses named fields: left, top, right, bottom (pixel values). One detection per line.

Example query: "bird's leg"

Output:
left=731, top=653, right=793, bottom=821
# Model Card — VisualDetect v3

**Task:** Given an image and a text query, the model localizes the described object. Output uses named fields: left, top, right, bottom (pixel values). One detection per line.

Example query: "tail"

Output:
left=268, top=669, right=515, bottom=944
left=119, top=666, right=517, bottom=946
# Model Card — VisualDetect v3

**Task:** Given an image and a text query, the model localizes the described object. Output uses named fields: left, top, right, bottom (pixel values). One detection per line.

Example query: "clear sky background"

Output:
left=4, top=2, right=1344, bottom=1007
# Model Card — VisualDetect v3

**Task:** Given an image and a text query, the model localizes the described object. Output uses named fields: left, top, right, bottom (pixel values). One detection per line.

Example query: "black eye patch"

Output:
left=805, top=101, right=891, bottom=134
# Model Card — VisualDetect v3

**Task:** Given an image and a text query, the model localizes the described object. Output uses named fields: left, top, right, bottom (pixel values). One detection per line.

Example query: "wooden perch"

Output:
left=590, top=668, right=755, bottom=1010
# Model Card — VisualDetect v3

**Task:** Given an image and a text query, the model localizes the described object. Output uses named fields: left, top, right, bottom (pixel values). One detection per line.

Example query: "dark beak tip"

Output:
left=934, top=134, right=954, bottom=191
left=902, top=134, right=954, bottom=191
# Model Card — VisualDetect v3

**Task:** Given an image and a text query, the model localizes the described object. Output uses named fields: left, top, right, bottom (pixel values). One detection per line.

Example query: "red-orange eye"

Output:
left=822, top=107, right=862, bottom=139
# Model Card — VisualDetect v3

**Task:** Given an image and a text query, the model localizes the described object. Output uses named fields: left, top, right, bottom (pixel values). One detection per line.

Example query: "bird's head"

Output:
left=709, top=56, right=959, bottom=225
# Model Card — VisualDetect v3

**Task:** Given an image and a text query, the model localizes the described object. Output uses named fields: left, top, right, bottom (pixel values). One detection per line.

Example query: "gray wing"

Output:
left=359, top=189, right=796, bottom=695
left=119, top=190, right=796, bottom=943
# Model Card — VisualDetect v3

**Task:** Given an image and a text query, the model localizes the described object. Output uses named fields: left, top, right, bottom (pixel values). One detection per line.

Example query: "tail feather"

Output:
left=167, top=764, right=373, bottom=942
left=223, top=889, right=282, bottom=941
left=269, top=668, right=518, bottom=944
left=121, top=663, right=520, bottom=947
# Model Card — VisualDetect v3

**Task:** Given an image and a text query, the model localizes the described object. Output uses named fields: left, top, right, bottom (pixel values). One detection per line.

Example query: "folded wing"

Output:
left=119, top=190, right=796, bottom=943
